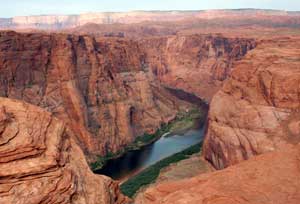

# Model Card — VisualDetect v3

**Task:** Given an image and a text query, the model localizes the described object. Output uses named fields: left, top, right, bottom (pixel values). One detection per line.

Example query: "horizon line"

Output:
left=1, top=8, right=299, bottom=19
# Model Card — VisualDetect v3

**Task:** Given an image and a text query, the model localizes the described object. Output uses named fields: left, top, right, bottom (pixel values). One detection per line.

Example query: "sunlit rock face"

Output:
left=0, top=97, right=129, bottom=204
left=0, top=31, right=255, bottom=160
left=203, top=37, right=300, bottom=169
left=135, top=37, right=300, bottom=204
left=0, top=31, right=186, bottom=159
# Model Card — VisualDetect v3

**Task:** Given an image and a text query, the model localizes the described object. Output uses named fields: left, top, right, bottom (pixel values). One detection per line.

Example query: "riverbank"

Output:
left=120, top=142, right=203, bottom=198
left=90, top=107, right=206, bottom=171
left=134, top=153, right=214, bottom=203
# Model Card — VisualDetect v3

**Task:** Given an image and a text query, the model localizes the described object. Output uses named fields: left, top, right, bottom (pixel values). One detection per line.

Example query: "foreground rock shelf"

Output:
left=136, top=144, right=300, bottom=204
left=0, top=97, right=129, bottom=204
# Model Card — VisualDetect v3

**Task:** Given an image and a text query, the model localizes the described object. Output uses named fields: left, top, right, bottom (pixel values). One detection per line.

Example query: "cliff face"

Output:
left=0, top=97, right=129, bottom=204
left=144, top=34, right=256, bottom=100
left=136, top=37, right=300, bottom=204
left=0, top=31, right=182, bottom=158
left=203, top=37, right=300, bottom=169
left=0, top=31, right=255, bottom=159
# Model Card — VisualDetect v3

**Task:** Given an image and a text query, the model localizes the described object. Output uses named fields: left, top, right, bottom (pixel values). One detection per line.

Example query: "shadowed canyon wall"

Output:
left=0, top=31, right=255, bottom=160
left=144, top=34, right=256, bottom=100
left=0, top=31, right=185, bottom=159
left=136, top=37, right=300, bottom=204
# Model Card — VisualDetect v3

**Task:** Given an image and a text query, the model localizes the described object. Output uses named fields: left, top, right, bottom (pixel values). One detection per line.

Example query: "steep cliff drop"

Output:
left=144, top=34, right=256, bottom=100
left=203, top=37, right=300, bottom=169
left=0, top=97, right=129, bottom=204
left=135, top=37, right=300, bottom=203
left=0, top=31, right=255, bottom=162
left=0, top=31, right=185, bottom=160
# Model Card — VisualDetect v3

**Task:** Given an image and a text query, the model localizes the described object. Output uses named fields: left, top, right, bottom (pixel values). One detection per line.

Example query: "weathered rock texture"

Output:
left=144, top=34, right=256, bottom=100
left=204, top=37, right=300, bottom=169
left=0, top=31, right=185, bottom=159
left=136, top=37, right=300, bottom=204
left=136, top=144, right=300, bottom=204
left=0, top=97, right=129, bottom=204
left=0, top=31, right=255, bottom=159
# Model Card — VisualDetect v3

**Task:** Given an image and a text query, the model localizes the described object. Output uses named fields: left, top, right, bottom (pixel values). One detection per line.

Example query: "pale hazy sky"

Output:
left=1, top=0, right=300, bottom=18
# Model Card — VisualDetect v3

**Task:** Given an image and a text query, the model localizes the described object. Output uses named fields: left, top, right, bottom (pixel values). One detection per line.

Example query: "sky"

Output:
left=1, top=0, right=300, bottom=18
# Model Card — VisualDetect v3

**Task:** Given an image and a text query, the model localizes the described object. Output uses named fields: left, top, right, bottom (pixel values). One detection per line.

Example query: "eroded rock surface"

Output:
left=135, top=37, right=300, bottom=204
left=0, top=31, right=185, bottom=159
left=136, top=144, right=300, bottom=204
left=0, top=97, right=129, bottom=204
left=204, top=37, right=300, bottom=169
left=144, top=34, right=256, bottom=100
left=0, top=31, right=254, bottom=159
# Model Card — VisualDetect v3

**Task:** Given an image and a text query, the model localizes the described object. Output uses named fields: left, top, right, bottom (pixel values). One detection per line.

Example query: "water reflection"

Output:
left=95, top=127, right=204, bottom=180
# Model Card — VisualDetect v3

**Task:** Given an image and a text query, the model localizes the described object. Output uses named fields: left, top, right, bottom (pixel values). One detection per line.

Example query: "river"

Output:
left=95, top=126, right=205, bottom=180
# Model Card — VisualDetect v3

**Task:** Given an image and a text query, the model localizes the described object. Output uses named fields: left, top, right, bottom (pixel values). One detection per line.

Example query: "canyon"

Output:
left=136, top=37, right=300, bottom=203
left=0, top=30, right=254, bottom=160
left=0, top=9, right=300, bottom=204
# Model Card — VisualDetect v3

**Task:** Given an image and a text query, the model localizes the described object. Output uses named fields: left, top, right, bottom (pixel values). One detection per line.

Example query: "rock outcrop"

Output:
left=0, top=97, right=129, bottom=204
left=144, top=34, right=256, bottom=100
left=136, top=37, right=300, bottom=204
left=0, top=31, right=255, bottom=159
left=136, top=144, right=300, bottom=204
left=203, top=37, right=300, bottom=169
left=0, top=31, right=185, bottom=159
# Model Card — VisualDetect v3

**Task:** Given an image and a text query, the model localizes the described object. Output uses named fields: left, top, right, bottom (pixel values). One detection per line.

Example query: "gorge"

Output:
left=0, top=9, right=300, bottom=204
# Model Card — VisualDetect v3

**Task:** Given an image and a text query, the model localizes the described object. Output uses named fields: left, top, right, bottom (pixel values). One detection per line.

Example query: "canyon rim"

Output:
left=0, top=2, right=300, bottom=204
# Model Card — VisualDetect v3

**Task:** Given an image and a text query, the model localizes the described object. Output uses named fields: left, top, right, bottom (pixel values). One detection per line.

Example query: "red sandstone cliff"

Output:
left=144, top=34, right=256, bottom=100
left=0, top=31, right=186, bottom=159
left=0, top=97, right=129, bottom=204
left=136, top=37, right=300, bottom=204
left=203, top=37, right=300, bottom=169
left=0, top=31, right=254, bottom=160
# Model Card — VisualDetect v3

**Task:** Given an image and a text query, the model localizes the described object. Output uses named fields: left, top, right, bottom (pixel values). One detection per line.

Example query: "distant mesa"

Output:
left=0, top=9, right=300, bottom=30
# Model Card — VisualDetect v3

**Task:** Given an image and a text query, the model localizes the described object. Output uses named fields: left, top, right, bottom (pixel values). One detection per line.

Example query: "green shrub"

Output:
left=91, top=108, right=205, bottom=171
left=120, top=142, right=202, bottom=198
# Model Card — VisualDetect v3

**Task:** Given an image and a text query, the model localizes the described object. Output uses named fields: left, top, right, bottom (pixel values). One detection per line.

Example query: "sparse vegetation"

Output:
left=169, top=108, right=204, bottom=134
left=120, top=142, right=202, bottom=198
left=90, top=108, right=205, bottom=171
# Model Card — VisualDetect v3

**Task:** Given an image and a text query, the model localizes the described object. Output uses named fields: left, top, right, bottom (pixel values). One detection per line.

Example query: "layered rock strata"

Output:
left=0, top=31, right=255, bottom=159
left=136, top=37, right=300, bottom=204
left=144, top=34, right=256, bottom=100
left=1, top=9, right=300, bottom=30
left=203, top=37, right=300, bottom=169
left=0, top=31, right=183, bottom=158
left=0, top=97, right=129, bottom=204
